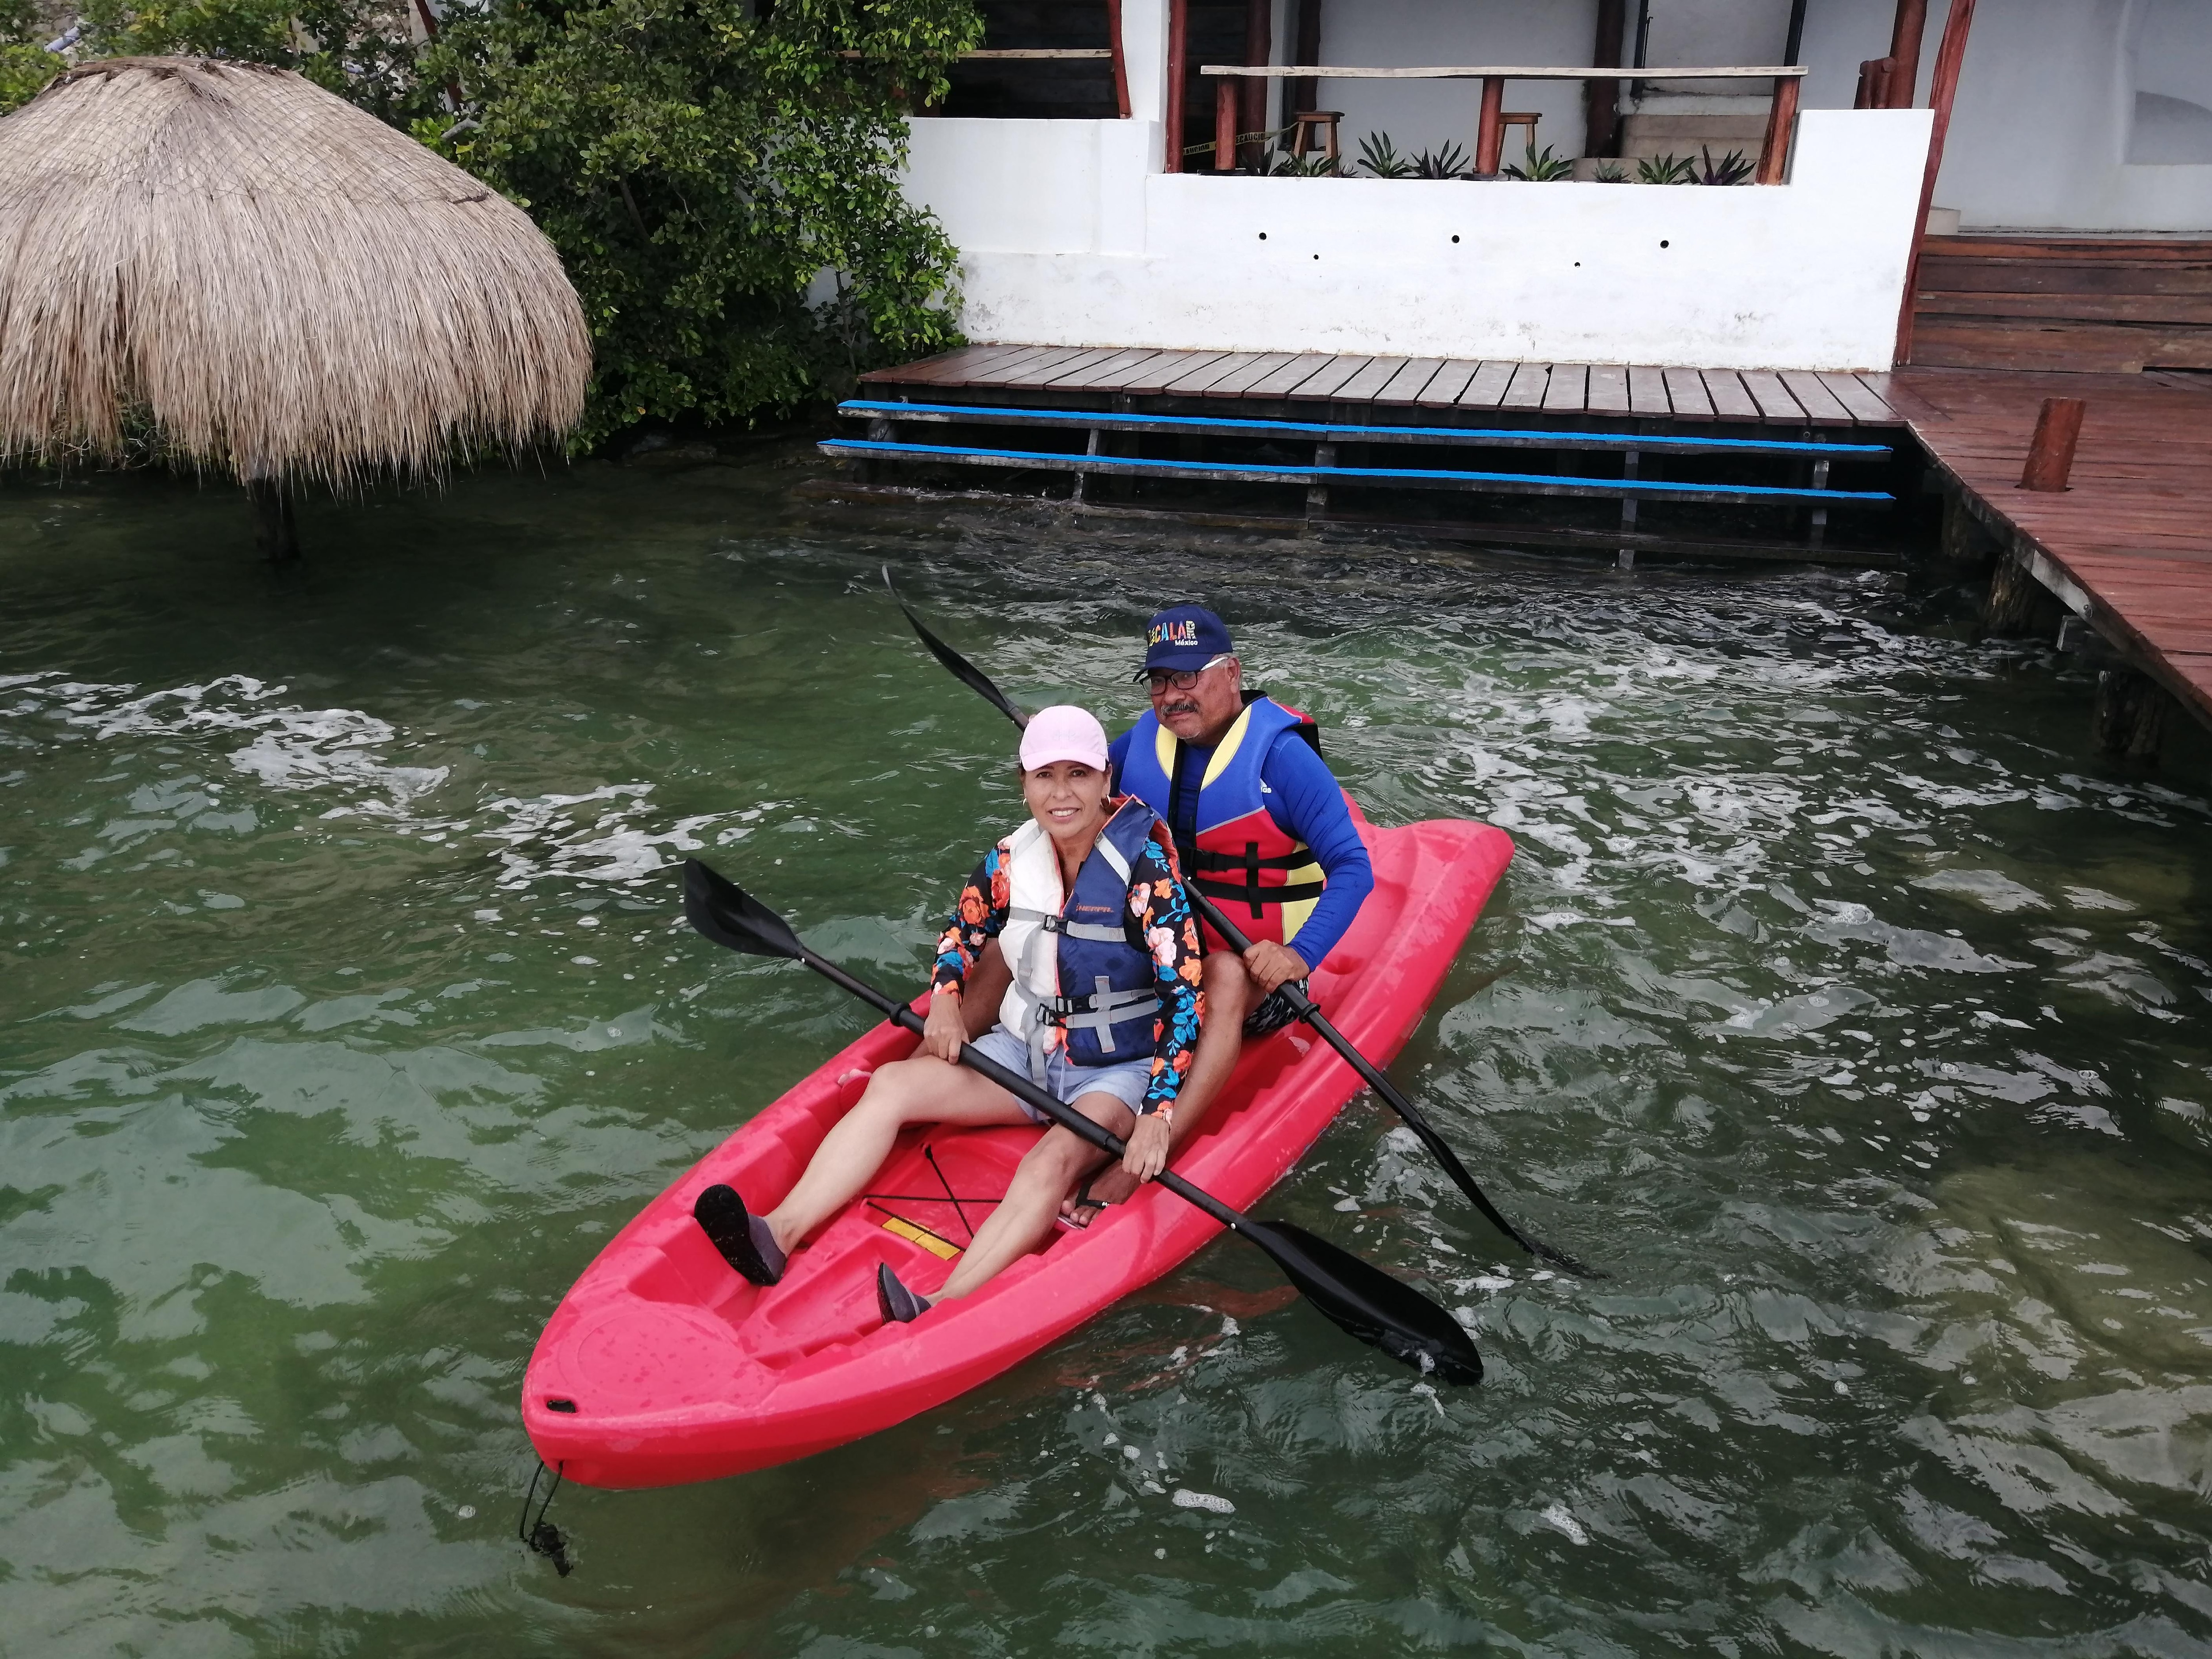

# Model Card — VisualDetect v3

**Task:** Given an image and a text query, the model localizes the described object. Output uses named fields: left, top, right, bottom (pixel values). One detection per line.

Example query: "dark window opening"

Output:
left=938, top=3, right=1119, bottom=120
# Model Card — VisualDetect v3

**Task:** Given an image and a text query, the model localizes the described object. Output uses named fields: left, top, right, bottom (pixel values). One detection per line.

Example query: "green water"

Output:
left=4, top=455, right=2211, bottom=1657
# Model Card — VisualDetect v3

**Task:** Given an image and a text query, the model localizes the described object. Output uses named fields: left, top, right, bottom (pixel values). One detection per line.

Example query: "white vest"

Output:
left=995, top=818, right=1148, bottom=1081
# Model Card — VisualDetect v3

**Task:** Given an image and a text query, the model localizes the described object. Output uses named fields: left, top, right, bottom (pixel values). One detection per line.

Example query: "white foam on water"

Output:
left=1172, top=1489, right=1235, bottom=1515
left=1540, top=1503, right=1589, bottom=1544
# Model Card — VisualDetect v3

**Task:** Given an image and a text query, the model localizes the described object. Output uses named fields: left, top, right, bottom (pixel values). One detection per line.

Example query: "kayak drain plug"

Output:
left=518, top=1459, right=573, bottom=1576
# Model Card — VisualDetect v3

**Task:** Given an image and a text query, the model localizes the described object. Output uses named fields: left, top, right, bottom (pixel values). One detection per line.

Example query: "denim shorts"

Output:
left=969, top=1025, right=1152, bottom=1124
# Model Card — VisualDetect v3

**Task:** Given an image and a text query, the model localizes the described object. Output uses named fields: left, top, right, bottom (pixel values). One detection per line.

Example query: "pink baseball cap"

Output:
left=1019, top=705, right=1110, bottom=772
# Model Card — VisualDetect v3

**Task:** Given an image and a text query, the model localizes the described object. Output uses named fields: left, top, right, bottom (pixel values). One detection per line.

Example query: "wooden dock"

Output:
left=860, top=344, right=1908, bottom=427
left=1888, top=364, right=2212, bottom=746
left=849, top=345, right=2212, bottom=749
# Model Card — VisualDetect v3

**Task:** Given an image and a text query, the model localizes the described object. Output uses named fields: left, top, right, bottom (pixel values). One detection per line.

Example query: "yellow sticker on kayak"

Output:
left=881, top=1215, right=961, bottom=1259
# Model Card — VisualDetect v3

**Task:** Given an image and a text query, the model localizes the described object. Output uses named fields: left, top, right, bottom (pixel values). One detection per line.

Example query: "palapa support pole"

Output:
left=1289, top=0, right=1323, bottom=117
left=1756, top=74, right=1800, bottom=184
left=1164, top=0, right=1188, bottom=172
left=1474, top=76, right=1506, bottom=177
left=2018, top=397, right=2085, bottom=492
left=246, top=476, right=298, bottom=564
left=1893, top=0, right=1978, bottom=363
left=1214, top=79, right=1238, bottom=170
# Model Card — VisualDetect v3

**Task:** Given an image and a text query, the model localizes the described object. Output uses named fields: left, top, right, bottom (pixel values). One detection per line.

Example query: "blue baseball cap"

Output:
left=1138, top=605, right=1235, bottom=677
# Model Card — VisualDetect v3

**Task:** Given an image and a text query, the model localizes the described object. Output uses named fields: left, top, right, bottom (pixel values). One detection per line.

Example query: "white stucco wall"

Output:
left=1800, top=0, right=2212, bottom=232
left=902, top=108, right=1933, bottom=370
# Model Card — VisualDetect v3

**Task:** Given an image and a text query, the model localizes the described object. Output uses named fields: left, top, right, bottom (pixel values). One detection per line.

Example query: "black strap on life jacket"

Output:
left=1192, top=838, right=1328, bottom=918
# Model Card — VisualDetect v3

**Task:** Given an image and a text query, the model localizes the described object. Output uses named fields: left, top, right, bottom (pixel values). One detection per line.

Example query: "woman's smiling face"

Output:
left=1022, top=758, right=1110, bottom=843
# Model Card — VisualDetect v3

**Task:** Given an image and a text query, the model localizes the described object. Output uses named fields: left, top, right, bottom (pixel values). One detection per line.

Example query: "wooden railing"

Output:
left=1191, top=64, right=1809, bottom=183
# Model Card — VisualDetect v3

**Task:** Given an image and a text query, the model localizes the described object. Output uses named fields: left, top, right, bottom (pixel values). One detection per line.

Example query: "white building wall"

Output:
left=1800, top=0, right=2212, bottom=232
left=903, top=109, right=1932, bottom=369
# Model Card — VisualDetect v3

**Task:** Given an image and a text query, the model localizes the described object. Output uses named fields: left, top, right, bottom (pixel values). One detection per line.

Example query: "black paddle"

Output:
left=882, top=567, right=1600, bottom=1280
left=683, top=857, right=1482, bottom=1385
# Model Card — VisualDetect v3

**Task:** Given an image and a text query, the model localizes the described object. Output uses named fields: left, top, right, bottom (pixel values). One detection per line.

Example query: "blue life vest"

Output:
left=1114, top=696, right=1327, bottom=948
left=997, top=797, right=1166, bottom=1083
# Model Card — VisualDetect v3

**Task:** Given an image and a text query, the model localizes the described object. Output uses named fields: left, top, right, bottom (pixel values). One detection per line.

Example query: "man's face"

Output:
left=1150, top=657, right=1243, bottom=746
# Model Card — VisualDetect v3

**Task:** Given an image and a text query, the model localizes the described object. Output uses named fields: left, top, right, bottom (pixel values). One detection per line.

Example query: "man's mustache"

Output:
left=1161, top=701, right=1200, bottom=718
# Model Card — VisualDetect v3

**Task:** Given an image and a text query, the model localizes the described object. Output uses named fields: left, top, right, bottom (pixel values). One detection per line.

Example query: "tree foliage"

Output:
left=423, top=0, right=979, bottom=445
left=1, top=0, right=980, bottom=443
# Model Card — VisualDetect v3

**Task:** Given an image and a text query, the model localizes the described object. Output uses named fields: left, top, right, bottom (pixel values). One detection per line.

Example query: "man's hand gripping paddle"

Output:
left=883, top=567, right=1601, bottom=1280
left=683, top=858, right=1482, bottom=1384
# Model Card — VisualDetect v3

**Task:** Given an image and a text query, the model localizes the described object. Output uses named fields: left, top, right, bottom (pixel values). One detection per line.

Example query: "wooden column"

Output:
left=1164, top=0, right=1187, bottom=172
left=1756, top=75, right=1800, bottom=183
left=1107, top=0, right=1130, bottom=119
left=1475, top=76, right=1506, bottom=178
left=1893, top=0, right=1978, bottom=363
left=1240, top=0, right=1271, bottom=168
left=1290, top=0, right=1323, bottom=116
left=2019, top=397, right=2086, bottom=491
left=1887, top=0, right=1930, bottom=107
left=1214, top=78, right=1237, bottom=170
left=1586, top=0, right=1627, bottom=158
left=2095, top=668, right=2174, bottom=760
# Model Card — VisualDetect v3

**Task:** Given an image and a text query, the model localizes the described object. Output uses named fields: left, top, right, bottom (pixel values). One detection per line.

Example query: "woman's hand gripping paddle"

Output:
left=882, top=567, right=1600, bottom=1280
left=683, top=857, right=1482, bottom=1385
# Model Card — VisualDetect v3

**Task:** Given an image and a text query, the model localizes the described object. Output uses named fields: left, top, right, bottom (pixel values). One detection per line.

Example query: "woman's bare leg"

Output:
left=765, top=1055, right=1029, bottom=1253
left=934, top=1090, right=1131, bottom=1301
left=1066, top=951, right=1249, bottom=1218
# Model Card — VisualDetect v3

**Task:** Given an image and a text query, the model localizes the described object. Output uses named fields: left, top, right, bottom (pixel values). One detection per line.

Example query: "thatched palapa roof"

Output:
left=0, top=57, right=590, bottom=486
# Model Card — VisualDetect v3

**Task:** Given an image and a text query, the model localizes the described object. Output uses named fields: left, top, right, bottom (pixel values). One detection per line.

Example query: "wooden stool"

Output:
left=1501, top=111, right=1540, bottom=152
left=1289, top=109, right=1341, bottom=162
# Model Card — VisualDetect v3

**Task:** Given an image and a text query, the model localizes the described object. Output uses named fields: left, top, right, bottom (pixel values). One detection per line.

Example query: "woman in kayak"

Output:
left=692, top=705, right=1204, bottom=1323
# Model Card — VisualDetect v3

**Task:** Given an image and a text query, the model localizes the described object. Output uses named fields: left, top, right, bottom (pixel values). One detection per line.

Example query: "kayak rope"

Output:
left=518, top=1459, right=572, bottom=1577
left=923, top=1144, right=975, bottom=1240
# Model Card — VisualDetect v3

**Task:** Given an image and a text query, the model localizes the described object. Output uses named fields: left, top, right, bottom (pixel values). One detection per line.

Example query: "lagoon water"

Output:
left=3, top=455, right=2210, bottom=1657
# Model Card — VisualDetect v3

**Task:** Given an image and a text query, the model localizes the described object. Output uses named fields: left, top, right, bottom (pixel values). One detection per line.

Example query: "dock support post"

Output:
left=1938, top=491, right=1999, bottom=575
left=1307, top=442, right=1335, bottom=518
left=1072, top=427, right=1102, bottom=503
left=2094, top=668, right=2174, bottom=761
left=2018, top=397, right=2086, bottom=492
left=1982, top=554, right=2054, bottom=637
left=1617, top=449, right=1640, bottom=567
left=1807, top=455, right=1830, bottom=549
left=1475, top=77, right=1505, bottom=177
left=247, top=477, right=298, bottom=564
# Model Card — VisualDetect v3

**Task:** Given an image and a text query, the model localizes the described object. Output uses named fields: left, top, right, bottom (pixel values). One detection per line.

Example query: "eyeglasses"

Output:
left=1144, top=654, right=1234, bottom=693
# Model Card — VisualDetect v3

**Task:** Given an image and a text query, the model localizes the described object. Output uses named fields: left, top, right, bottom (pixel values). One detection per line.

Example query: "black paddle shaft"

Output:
left=682, top=858, right=1483, bottom=1385
left=882, top=568, right=1599, bottom=1280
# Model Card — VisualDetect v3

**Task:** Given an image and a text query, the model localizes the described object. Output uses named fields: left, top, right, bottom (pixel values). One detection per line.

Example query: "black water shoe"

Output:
left=876, top=1262, right=928, bottom=1324
left=693, top=1183, right=786, bottom=1285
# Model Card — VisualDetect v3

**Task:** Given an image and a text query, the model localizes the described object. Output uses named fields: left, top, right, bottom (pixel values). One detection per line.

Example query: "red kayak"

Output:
left=522, top=811, right=1512, bottom=1488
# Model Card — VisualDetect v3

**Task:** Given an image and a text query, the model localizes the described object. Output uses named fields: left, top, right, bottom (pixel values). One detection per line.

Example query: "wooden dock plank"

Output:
left=1702, top=369, right=1763, bottom=421
left=923, top=344, right=1060, bottom=386
left=1818, top=372, right=1900, bottom=424
left=1500, top=362, right=1551, bottom=409
left=1051, top=347, right=1169, bottom=390
left=1163, top=352, right=1266, bottom=394
left=1628, top=365, right=1671, bottom=416
left=1458, top=362, right=1517, bottom=409
left=972, top=346, right=1095, bottom=387
left=1375, top=357, right=1447, bottom=404
left=1202, top=352, right=1300, bottom=396
left=1000, top=346, right=1125, bottom=388
left=1543, top=364, right=1590, bottom=412
left=1245, top=353, right=1337, bottom=397
left=1739, top=371, right=1807, bottom=422
left=1663, top=368, right=1715, bottom=420
left=1333, top=356, right=1411, bottom=402
left=1586, top=365, right=1632, bottom=416
left=1121, top=351, right=1227, bottom=395
left=1780, top=371, right=1854, bottom=425
left=1289, top=355, right=1375, bottom=400
left=1418, top=360, right=1484, bottom=407
left=860, top=344, right=1020, bottom=385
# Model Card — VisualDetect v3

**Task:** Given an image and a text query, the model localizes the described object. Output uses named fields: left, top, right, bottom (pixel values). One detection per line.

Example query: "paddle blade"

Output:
left=684, top=859, right=808, bottom=961
left=1248, top=1218, right=1483, bottom=1386
left=883, top=566, right=1029, bottom=730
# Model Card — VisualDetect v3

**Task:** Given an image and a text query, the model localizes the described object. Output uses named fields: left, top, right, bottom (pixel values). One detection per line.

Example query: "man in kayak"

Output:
left=691, top=706, right=1204, bottom=1323
left=1071, top=603, right=1374, bottom=1217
